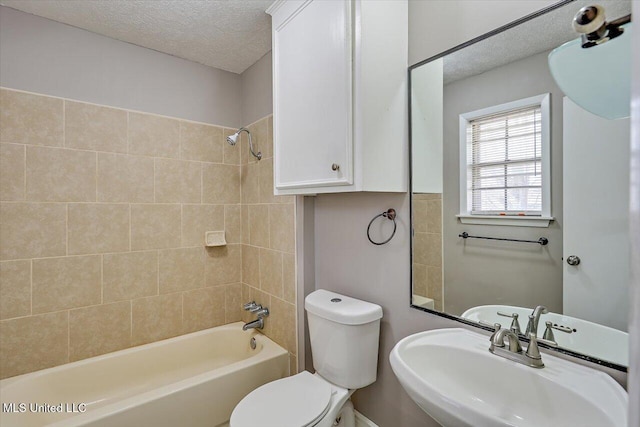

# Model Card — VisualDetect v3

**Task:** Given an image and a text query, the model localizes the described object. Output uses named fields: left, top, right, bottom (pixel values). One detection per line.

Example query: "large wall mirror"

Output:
left=409, top=0, right=632, bottom=370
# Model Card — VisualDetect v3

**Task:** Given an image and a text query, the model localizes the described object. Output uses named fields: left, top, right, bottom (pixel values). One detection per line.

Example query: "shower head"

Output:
left=226, top=132, right=238, bottom=146
left=573, top=5, right=630, bottom=48
left=226, top=127, right=261, bottom=160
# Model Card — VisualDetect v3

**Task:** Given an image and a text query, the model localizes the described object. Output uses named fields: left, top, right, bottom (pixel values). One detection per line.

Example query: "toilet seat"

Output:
left=230, top=371, right=333, bottom=427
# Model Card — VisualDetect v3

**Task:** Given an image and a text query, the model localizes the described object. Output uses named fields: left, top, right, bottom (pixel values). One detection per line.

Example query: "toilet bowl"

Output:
left=230, top=290, right=382, bottom=427
left=230, top=371, right=354, bottom=427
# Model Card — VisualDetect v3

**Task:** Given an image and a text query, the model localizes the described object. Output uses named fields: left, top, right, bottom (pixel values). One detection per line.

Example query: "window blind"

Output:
left=466, top=105, right=543, bottom=215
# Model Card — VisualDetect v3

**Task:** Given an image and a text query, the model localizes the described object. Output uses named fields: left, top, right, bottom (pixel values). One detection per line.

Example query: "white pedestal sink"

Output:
left=389, top=328, right=627, bottom=427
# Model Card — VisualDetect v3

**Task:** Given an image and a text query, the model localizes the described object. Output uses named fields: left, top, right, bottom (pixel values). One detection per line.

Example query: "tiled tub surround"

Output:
left=412, top=193, right=443, bottom=311
left=237, top=116, right=298, bottom=375
left=0, top=87, right=297, bottom=380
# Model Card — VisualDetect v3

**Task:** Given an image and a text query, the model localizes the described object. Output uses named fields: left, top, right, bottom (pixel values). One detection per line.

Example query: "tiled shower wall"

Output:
left=412, top=193, right=443, bottom=311
left=0, top=87, right=296, bottom=379
left=238, top=117, right=298, bottom=374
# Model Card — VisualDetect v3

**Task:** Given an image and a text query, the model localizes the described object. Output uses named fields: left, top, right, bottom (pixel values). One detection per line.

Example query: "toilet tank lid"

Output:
left=305, top=290, right=383, bottom=325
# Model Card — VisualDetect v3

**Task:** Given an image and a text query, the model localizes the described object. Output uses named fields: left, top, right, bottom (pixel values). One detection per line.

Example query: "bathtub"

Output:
left=0, top=322, right=289, bottom=427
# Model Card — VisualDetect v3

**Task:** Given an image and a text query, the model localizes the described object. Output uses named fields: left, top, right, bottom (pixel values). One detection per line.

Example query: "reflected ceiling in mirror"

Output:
left=409, top=0, right=632, bottom=370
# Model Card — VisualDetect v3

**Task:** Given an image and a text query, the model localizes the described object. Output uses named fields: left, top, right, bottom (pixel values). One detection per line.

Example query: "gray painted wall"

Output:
left=313, top=192, right=453, bottom=427
left=0, top=6, right=242, bottom=127
left=240, top=51, right=273, bottom=126
left=441, top=50, right=563, bottom=316
left=628, top=1, right=640, bottom=425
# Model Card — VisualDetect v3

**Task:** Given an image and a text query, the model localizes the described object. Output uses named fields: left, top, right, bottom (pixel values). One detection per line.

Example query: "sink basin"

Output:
left=389, top=328, right=627, bottom=427
left=461, top=304, right=629, bottom=366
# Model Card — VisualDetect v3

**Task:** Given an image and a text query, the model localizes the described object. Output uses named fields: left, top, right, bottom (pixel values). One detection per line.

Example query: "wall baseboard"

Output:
left=354, top=410, right=378, bottom=427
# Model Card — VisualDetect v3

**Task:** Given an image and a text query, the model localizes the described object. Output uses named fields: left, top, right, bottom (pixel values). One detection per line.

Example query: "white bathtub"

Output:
left=0, top=322, right=289, bottom=427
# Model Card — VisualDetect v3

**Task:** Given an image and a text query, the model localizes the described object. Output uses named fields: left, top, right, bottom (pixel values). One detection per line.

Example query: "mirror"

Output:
left=409, top=0, right=632, bottom=370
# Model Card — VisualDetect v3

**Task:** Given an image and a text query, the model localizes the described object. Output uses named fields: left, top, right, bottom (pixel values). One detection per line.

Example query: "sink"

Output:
left=389, top=328, right=627, bottom=427
left=461, top=304, right=629, bottom=366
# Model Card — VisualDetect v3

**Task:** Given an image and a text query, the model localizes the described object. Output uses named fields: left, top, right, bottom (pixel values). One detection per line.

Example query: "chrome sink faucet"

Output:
left=242, top=301, right=269, bottom=331
left=488, top=323, right=556, bottom=369
left=524, top=305, right=548, bottom=336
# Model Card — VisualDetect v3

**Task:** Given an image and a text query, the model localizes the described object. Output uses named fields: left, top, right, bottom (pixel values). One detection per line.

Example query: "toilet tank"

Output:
left=305, top=290, right=383, bottom=389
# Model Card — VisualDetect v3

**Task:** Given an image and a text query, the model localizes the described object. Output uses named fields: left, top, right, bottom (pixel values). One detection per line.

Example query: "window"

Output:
left=458, top=94, right=552, bottom=227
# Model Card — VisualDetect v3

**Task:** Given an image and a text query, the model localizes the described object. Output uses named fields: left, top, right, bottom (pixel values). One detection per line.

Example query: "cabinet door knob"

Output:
left=331, top=163, right=340, bottom=171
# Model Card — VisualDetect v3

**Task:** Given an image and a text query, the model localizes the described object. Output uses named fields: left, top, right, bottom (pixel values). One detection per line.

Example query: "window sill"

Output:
left=456, top=215, right=555, bottom=228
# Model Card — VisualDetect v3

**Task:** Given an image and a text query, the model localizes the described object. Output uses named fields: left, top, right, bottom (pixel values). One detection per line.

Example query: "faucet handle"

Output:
left=249, top=304, right=263, bottom=313
left=498, top=312, right=522, bottom=335
left=542, top=321, right=573, bottom=341
left=243, top=301, right=257, bottom=311
left=479, top=321, right=502, bottom=342
left=255, top=308, right=269, bottom=318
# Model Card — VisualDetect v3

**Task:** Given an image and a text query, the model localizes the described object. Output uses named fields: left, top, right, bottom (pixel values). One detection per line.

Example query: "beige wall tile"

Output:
left=0, top=89, right=63, bottom=147
left=225, top=283, right=242, bottom=323
left=95, top=153, right=151, bottom=202
left=413, top=193, right=441, bottom=200
left=241, top=162, right=260, bottom=205
left=0, top=202, right=66, bottom=260
left=259, top=248, right=283, bottom=298
left=427, top=199, right=442, bottom=234
left=154, top=158, right=201, bottom=204
left=268, top=297, right=296, bottom=354
left=0, top=311, right=68, bottom=379
left=202, top=163, right=240, bottom=204
left=289, top=353, right=297, bottom=375
left=269, top=204, right=295, bottom=253
left=182, top=286, right=225, bottom=333
left=159, top=247, right=204, bottom=294
left=103, top=251, right=158, bottom=303
left=282, top=253, right=295, bottom=304
left=68, top=203, right=130, bottom=255
left=131, top=204, right=181, bottom=250
left=258, top=158, right=280, bottom=204
left=180, top=121, right=223, bottom=163
left=205, top=244, right=241, bottom=286
left=223, top=128, right=240, bottom=165
left=0, top=143, right=25, bottom=201
left=413, top=200, right=428, bottom=233
left=26, top=146, right=96, bottom=202
left=128, top=112, right=179, bottom=158
left=65, top=101, right=127, bottom=153
left=0, top=260, right=31, bottom=320
left=249, top=204, right=269, bottom=248
left=428, top=266, right=443, bottom=311
left=249, top=118, right=271, bottom=160
left=69, top=301, right=131, bottom=361
left=413, top=232, right=428, bottom=266
left=224, top=205, right=241, bottom=244
left=242, top=245, right=259, bottom=287
left=412, top=263, right=428, bottom=298
left=241, top=204, right=250, bottom=244
left=32, top=255, right=101, bottom=314
left=182, top=204, right=224, bottom=247
left=425, top=233, right=443, bottom=267
left=97, top=153, right=154, bottom=203
left=131, top=294, right=182, bottom=346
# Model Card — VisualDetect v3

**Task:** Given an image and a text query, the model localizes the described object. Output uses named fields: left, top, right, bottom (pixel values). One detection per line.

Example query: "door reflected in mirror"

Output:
left=409, top=0, right=632, bottom=369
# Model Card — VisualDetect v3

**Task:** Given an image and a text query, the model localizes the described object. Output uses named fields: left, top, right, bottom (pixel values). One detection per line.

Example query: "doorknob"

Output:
left=566, top=255, right=581, bottom=266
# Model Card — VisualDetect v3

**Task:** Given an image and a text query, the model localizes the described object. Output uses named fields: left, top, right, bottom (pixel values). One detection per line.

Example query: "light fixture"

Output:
left=548, top=6, right=631, bottom=120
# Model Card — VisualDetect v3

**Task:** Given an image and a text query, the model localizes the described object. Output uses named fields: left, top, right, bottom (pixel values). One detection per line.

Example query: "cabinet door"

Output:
left=273, top=0, right=353, bottom=191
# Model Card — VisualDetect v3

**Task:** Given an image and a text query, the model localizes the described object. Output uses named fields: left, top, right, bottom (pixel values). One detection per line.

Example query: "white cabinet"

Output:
left=267, top=0, right=408, bottom=195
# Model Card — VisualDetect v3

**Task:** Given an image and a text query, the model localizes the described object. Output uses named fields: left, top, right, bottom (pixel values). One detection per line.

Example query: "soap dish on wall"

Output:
left=205, top=231, right=227, bottom=247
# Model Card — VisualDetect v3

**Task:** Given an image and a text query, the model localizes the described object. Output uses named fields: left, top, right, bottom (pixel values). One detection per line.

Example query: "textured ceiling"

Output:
left=0, top=0, right=273, bottom=74
left=443, top=0, right=631, bottom=84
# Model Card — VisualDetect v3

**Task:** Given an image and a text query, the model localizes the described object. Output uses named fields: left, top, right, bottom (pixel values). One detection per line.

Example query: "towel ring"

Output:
left=367, top=209, right=397, bottom=245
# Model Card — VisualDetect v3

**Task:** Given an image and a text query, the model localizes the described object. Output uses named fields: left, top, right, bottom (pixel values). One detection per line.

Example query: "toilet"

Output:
left=230, top=289, right=383, bottom=427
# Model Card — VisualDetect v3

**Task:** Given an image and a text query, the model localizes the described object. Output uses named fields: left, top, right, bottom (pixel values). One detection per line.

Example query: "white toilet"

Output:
left=230, top=289, right=383, bottom=427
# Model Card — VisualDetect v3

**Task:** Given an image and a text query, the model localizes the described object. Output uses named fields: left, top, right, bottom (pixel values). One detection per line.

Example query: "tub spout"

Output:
left=242, top=318, right=264, bottom=331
